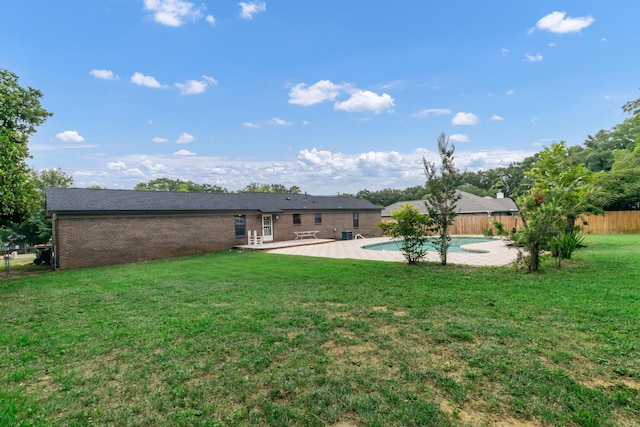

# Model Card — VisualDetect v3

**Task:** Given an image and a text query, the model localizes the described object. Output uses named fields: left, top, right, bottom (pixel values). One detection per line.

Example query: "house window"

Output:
left=234, top=215, right=246, bottom=237
left=292, top=213, right=301, bottom=225
left=314, top=213, right=322, bottom=224
left=353, top=212, right=359, bottom=228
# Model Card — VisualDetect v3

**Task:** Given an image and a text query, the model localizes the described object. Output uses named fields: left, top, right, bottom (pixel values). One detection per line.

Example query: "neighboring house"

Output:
left=45, top=188, right=383, bottom=270
left=382, top=190, right=519, bottom=219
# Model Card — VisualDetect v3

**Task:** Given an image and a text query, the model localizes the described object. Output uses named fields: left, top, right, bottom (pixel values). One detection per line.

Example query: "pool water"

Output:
left=363, top=237, right=494, bottom=253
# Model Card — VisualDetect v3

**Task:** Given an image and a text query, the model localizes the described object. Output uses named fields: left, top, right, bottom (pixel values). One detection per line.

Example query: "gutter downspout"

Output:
left=51, top=214, right=57, bottom=271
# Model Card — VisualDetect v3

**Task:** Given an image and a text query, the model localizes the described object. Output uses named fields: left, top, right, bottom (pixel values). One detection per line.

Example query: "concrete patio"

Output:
left=258, top=237, right=520, bottom=267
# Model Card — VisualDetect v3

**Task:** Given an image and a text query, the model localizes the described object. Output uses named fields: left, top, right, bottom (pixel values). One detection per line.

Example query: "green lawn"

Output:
left=1, top=235, right=639, bottom=426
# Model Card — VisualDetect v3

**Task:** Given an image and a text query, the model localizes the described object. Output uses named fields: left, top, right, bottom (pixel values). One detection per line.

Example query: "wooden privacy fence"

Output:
left=449, top=214, right=519, bottom=235
left=578, top=211, right=640, bottom=234
left=447, top=211, right=640, bottom=235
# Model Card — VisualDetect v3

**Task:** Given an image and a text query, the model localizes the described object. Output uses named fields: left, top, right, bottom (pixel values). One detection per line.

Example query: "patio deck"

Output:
left=262, top=237, right=520, bottom=266
left=234, top=238, right=335, bottom=251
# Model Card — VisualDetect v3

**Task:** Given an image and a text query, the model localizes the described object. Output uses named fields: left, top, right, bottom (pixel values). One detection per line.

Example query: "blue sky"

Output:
left=2, top=1, right=639, bottom=194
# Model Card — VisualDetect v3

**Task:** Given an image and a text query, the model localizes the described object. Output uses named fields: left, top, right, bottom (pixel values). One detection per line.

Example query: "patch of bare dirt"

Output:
left=439, top=398, right=543, bottom=427
left=581, top=377, right=640, bottom=390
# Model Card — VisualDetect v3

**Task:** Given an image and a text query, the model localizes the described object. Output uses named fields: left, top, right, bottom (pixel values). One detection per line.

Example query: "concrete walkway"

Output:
left=266, top=237, right=520, bottom=266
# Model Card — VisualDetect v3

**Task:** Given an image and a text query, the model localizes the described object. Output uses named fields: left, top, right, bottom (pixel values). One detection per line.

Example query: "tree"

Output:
left=598, top=146, right=640, bottom=210
left=423, top=133, right=462, bottom=266
left=525, top=141, right=602, bottom=230
left=34, top=167, right=74, bottom=193
left=514, top=142, right=602, bottom=272
left=571, top=117, right=639, bottom=173
left=622, top=91, right=640, bottom=117
left=1, top=69, right=53, bottom=227
left=513, top=191, right=562, bottom=272
left=402, top=185, right=429, bottom=201
left=378, top=204, right=431, bottom=265
left=459, top=169, right=503, bottom=197
left=135, top=178, right=228, bottom=193
left=240, top=183, right=301, bottom=193
left=356, top=188, right=405, bottom=206
left=7, top=168, right=74, bottom=245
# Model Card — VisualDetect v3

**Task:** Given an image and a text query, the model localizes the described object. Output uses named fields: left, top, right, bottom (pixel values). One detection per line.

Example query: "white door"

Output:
left=262, top=215, right=273, bottom=242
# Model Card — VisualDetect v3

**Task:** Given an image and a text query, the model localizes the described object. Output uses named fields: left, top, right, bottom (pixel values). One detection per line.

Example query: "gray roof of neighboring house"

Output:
left=46, top=188, right=382, bottom=215
left=381, top=191, right=518, bottom=217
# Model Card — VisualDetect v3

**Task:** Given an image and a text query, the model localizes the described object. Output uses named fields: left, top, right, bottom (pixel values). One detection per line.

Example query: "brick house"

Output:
left=45, top=188, right=383, bottom=269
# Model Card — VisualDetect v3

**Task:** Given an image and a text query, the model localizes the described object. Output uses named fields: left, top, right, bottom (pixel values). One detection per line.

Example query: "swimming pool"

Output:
left=363, top=237, right=495, bottom=253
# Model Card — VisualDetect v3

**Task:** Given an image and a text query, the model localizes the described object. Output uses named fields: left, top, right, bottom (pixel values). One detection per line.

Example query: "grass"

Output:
left=2, top=255, right=51, bottom=277
left=1, top=235, right=639, bottom=426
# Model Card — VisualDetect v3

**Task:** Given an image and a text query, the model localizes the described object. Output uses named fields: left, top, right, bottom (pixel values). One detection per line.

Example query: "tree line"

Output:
left=134, top=179, right=301, bottom=194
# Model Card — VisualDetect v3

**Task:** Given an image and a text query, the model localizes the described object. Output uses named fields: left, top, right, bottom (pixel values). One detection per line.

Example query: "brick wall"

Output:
left=272, top=211, right=382, bottom=240
left=54, top=213, right=241, bottom=269
left=54, top=210, right=383, bottom=269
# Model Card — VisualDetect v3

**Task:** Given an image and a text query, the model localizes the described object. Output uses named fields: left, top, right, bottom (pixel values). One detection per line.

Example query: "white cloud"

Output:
left=203, top=75, right=218, bottom=85
left=75, top=147, right=537, bottom=194
left=239, top=1, right=266, bottom=20
left=501, top=48, right=510, bottom=56
left=449, top=134, right=469, bottom=143
left=143, top=0, right=203, bottom=27
left=152, top=137, right=169, bottom=143
left=269, top=118, right=292, bottom=126
left=107, top=161, right=126, bottom=170
left=205, top=15, right=216, bottom=25
left=452, top=112, right=479, bottom=125
left=411, top=108, right=452, bottom=119
left=131, top=72, right=165, bottom=88
left=489, top=114, right=505, bottom=121
left=175, top=75, right=218, bottom=95
left=506, top=90, right=515, bottom=95
left=140, top=156, right=169, bottom=172
left=174, top=149, right=197, bottom=156
left=176, top=79, right=207, bottom=95
left=243, top=118, right=292, bottom=128
left=533, top=11, right=594, bottom=34
left=288, top=80, right=344, bottom=106
left=289, top=80, right=393, bottom=113
left=380, top=80, right=405, bottom=90
left=55, top=130, right=85, bottom=143
left=176, top=132, right=195, bottom=144
left=89, top=69, right=117, bottom=80
left=334, top=90, right=394, bottom=114
left=524, top=53, right=543, bottom=62
left=123, top=168, right=145, bottom=177
left=297, top=148, right=406, bottom=177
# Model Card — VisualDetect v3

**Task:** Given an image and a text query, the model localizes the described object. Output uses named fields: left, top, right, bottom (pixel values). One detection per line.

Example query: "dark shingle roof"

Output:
left=381, top=191, right=518, bottom=216
left=46, top=188, right=382, bottom=215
